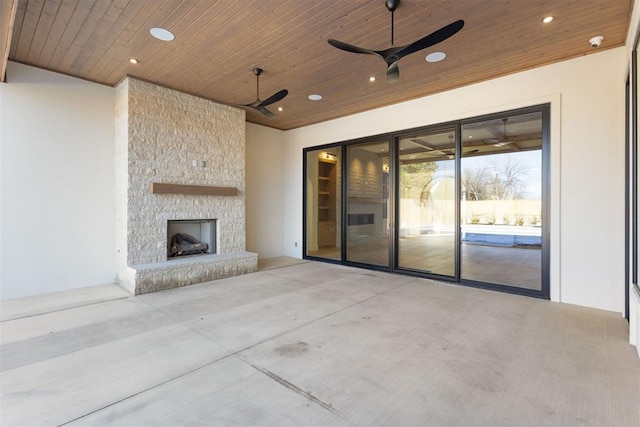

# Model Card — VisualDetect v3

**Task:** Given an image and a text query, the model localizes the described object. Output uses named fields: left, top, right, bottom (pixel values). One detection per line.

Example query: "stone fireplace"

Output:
left=114, top=77, right=257, bottom=295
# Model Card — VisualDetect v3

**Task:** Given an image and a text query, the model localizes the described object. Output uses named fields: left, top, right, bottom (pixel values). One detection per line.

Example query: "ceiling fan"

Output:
left=327, top=0, right=464, bottom=82
left=238, top=68, right=288, bottom=117
left=440, top=135, right=479, bottom=158
left=487, top=118, right=515, bottom=147
left=440, top=148, right=480, bottom=158
left=409, top=135, right=478, bottom=159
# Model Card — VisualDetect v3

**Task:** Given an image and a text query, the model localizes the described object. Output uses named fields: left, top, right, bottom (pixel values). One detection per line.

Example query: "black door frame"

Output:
left=303, top=104, right=551, bottom=300
left=392, top=121, right=460, bottom=284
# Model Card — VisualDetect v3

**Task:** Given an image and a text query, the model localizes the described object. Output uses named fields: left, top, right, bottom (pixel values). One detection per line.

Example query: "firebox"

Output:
left=167, top=219, right=216, bottom=258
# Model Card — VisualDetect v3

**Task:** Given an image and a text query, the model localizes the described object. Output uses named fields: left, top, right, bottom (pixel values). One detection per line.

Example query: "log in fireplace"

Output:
left=167, top=219, right=216, bottom=258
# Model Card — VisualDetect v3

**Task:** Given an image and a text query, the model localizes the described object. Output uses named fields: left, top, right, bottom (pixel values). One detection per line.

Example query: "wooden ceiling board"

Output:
left=96, top=0, right=183, bottom=83
left=130, top=1, right=259, bottom=86
left=8, top=0, right=25, bottom=56
left=0, top=0, right=18, bottom=82
left=44, top=0, right=95, bottom=70
left=191, top=15, right=347, bottom=104
left=67, top=0, right=131, bottom=73
left=13, top=0, right=44, bottom=60
left=36, top=0, right=81, bottom=67
left=24, top=0, right=61, bottom=64
left=6, top=0, right=633, bottom=130
left=74, top=0, right=174, bottom=76
left=83, top=0, right=149, bottom=80
left=75, top=0, right=145, bottom=77
left=58, top=1, right=114, bottom=72
left=169, top=1, right=299, bottom=92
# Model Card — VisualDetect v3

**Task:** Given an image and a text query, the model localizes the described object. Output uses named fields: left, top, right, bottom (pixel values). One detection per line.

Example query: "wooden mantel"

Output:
left=150, top=183, right=238, bottom=196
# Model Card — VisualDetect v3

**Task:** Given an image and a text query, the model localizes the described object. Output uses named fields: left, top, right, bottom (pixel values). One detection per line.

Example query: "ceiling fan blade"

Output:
left=244, top=100, right=261, bottom=108
left=386, top=62, right=400, bottom=82
left=239, top=103, right=275, bottom=117
left=328, top=39, right=377, bottom=56
left=493, top=141, right=515, bottom=147
left=257, top=89, right=288, bottom=108
left=257, top=106, right=275, bottom=117
left=396, top=19, right=464, bottom=59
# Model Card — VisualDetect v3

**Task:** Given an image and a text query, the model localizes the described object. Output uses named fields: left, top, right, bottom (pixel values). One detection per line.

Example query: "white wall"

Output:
left=626, top=0, right=640, bottom=356
left=283, top=48, right=627, bottom=313
left=0, top=62, right=115, bottom=299
left=245, top=123, right=285, bottom=258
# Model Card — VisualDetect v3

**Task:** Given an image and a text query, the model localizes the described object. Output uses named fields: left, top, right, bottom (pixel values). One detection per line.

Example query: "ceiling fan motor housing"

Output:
left=386, top=0, right=399, bottom=12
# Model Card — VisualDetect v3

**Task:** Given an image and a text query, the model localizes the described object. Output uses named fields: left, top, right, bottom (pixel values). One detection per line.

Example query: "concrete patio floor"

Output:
left=1, top=259, right=638, bottom=426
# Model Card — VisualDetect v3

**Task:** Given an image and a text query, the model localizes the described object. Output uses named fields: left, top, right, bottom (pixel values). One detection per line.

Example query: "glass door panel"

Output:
left=460, top=112, right=543, bottom=290
left=397, top=130, right=456, bottom=276
left=346, top=140, right=390, bottom=267
left=305, top=147, right=341, bottom=260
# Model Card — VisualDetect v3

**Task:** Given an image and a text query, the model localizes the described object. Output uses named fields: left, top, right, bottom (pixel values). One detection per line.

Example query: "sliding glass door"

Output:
left=305, top=147, right=341, bottom=260
left=460, top=111, right=544, bottom=291
left=304, top=105, right=549, bottom=299
left=397, top=129, right=456, bottom=277
left=345, top=139, right=390, bottom=267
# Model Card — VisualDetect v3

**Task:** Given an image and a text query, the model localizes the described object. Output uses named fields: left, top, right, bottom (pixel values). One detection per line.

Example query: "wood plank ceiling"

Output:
left=5, top=0, right=633, bottom=130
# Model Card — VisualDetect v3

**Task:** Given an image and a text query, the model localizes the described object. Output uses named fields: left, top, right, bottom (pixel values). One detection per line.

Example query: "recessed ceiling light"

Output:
left=369, top=76, right=376, bottom=82
left=129, top=58, right=138, bottom=64
left=542, top=16, right=554, bottom=23
left=278, top=107, right=283, bottom=112
left=308, top=94, right=322, bottom=101
left=425, top=52, right=446, bottom=63
left=150, top=27, right=175, bottom=41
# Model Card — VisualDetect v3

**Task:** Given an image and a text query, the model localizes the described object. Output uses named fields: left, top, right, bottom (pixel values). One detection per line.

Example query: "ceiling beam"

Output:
left=0, top=0, right=17, bottom=83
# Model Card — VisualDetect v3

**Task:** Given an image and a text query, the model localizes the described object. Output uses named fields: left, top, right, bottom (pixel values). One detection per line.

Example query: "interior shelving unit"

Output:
left=317, top=158, right=337, bottom=247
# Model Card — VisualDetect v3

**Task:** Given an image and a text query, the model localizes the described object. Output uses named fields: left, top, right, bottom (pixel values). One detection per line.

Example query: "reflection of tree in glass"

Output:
left=464, top=158, right=526, bottom=200
left=463, top=167, right=490, bottom=200
left=400, top=161, right=438, bottom=204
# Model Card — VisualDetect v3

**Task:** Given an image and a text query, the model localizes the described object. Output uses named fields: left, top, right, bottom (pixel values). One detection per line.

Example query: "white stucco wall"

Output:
left=0, top=62, right=115, bottom=300
left=245, top=123, right=285, bottom=258
left=281, top=47, right=627, bottom=313
left=625, top=0, right=640, bottom=356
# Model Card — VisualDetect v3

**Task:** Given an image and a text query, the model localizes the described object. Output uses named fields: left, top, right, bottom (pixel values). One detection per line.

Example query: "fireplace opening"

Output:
left=167, top=219, right=216, bottom=258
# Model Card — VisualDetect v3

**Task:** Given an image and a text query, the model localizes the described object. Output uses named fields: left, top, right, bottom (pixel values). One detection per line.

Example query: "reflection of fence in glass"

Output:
left=461, top=200, right=541, bottom=226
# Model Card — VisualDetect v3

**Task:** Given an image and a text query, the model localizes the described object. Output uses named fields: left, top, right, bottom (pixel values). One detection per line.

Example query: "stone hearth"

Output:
left=114, top=77, right=257, bottom=295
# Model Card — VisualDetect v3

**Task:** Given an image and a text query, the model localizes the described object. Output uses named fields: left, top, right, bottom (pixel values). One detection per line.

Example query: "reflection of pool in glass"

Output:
left=461, top=225, right=541, bottom=247
left=462, top=233, right=541, bottom=247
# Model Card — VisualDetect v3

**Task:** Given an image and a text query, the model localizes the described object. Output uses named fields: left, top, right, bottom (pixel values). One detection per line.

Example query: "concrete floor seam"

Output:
left=0, top=296, right=131, bottom=322
left=56, top=350, right=239, bottom=426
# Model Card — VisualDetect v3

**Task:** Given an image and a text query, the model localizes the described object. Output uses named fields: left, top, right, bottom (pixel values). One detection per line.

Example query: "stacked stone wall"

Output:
left=115, top=78, right=256, bottom=294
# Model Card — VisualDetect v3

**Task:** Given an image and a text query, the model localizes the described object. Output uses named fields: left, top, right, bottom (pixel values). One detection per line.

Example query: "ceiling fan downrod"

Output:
left=253, top=67, right=263, bottom=102
left=386, top=0, right=399, bottom=45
